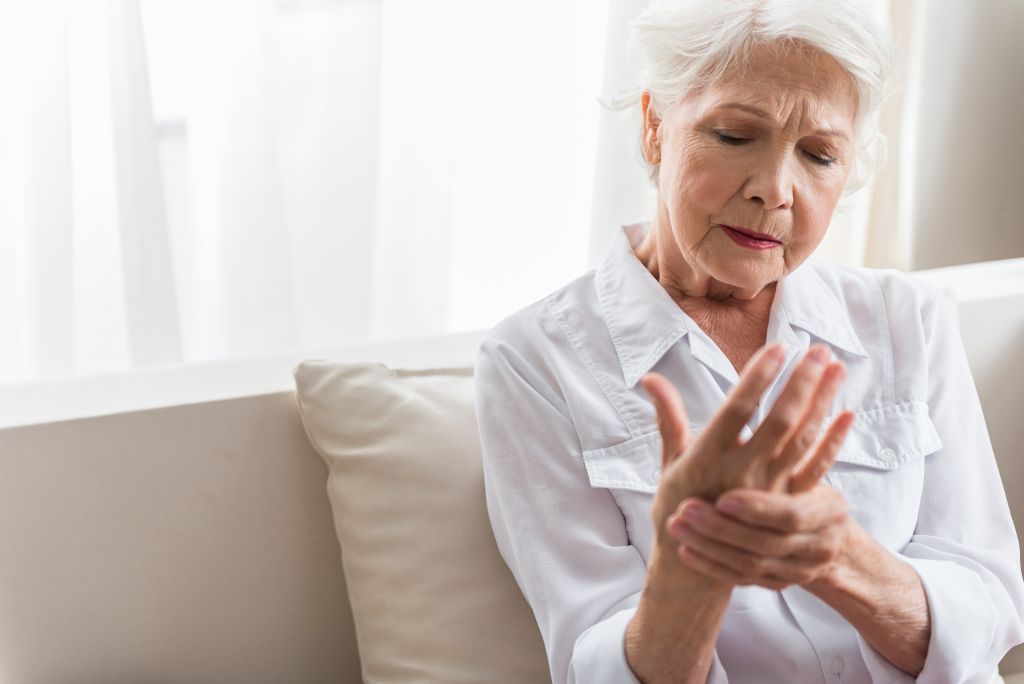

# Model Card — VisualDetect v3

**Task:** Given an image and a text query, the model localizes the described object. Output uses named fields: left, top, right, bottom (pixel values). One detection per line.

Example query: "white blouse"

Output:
left=475, top=222, right=1024, bottom=684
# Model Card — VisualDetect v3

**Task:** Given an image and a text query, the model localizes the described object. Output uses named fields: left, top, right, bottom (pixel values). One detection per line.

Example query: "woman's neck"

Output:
left=632, top=221, right=776, bottom=371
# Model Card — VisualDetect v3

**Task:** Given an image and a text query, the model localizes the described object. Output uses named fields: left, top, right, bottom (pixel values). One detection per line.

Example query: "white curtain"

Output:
left=0, top=0, right=609, bottom=385
left=0, top=0, right=180, bottom=384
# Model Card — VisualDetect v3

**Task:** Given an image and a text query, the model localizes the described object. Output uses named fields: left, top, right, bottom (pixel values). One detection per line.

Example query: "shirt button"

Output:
left=652, top=466, right=662, bottom=480
left=827, top=657, right=844, bottom=675
left=878, top=446, right=897, bottom=461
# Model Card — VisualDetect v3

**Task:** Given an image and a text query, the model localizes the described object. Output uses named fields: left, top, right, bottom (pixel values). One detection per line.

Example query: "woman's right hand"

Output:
left=640, top=343, right=854, bottom=549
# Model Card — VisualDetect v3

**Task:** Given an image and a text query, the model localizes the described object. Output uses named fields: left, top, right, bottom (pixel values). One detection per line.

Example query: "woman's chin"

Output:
left=693, top=236, right=783, bottom=292
left=703, top=258, right=781, bottom=299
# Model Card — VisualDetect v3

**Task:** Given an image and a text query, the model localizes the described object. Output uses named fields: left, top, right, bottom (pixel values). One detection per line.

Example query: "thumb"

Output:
left=640, top=372, right=691, bottom=469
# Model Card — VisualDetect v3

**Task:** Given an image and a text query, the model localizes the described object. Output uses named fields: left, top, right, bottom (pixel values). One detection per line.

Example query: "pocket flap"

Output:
left=582, top=432, right=663, bottom=493
left=835, top=400, right=943, bottom=470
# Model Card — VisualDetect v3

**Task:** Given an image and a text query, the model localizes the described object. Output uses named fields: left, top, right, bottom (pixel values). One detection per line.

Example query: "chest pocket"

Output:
left=834, top=400, right=942, bottom=469
left=582, top=432, right=663, bottom=494
left=828, top=399, right=943, bottom=549
left=581, top=432, right=665, bottom=559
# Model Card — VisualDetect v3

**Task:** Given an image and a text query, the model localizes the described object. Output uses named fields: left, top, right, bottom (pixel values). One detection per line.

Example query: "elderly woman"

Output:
left=474, top=0, right=1024, bottom=682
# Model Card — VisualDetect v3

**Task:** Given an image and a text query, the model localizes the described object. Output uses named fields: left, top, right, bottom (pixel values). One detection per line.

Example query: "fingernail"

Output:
left=681, top=505, right=701, bottom=523
left=717, top=497, right=741, bottom=514
left=668, top=518, right=688, bottom=540
left=827, top=362, right=846, bottom=381
left=808, top=346, right=830, bottom=364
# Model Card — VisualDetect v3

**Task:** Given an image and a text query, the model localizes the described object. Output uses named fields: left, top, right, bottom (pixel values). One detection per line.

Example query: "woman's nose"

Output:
left=742, top=152, right=794, bottom=211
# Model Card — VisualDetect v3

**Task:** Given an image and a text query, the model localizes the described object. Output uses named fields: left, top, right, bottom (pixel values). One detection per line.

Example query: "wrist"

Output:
left=630, top=544, right=733, bottom=684
left=802, top=521, right=930, bottom=675
left=650, top=488, right=733, bottom=594
left=649, top=534, right=734, bottom=595
left=805, top=519, right=878, bottom=604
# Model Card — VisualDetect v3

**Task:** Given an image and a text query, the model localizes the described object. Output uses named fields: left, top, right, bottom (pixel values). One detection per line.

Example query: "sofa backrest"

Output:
left=0, top=393, right=362, bottom=684
left=0, top=331, right=484, bottom=684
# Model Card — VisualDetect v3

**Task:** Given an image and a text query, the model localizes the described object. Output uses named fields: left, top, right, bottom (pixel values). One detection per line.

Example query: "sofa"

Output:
left=0, top=257, right=1022, bottom=684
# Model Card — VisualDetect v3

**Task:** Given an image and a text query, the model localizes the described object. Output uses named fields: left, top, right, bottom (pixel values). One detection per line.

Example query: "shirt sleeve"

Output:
left=857, top=291, right=1024, bottom=683
left=475, top=335, right=730, bottom=684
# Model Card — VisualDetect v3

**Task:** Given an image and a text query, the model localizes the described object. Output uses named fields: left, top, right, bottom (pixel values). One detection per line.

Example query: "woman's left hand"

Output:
left=665, top=485, right=854, bottom=591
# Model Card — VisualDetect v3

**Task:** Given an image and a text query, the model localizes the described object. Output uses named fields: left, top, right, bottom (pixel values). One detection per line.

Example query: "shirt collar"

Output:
left=594, top=223, right=869, bottom=389
left=594, top=223, right=691, bottom=388
left=774, top=258, right=870, bottom=360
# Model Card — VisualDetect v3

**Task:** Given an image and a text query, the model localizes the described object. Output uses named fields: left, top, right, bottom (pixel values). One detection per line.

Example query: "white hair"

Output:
left=612, top=0, right=896, bottom=193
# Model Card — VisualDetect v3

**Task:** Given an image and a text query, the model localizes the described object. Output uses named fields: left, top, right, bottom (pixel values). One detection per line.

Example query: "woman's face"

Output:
left=643, top=42, right=858, bottom=298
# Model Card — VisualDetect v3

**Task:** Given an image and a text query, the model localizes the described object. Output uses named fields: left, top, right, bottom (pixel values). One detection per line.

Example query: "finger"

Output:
left=675, top=524, right=825, bottom=585
left=744, top=345, right=831, bottom=463
left=789, top=410, right=856, bottom=493
left=669, top=499, right=790, bottom=558
left=714, top=487, right=849, bottom=534
left=677, top=545, right=794, bottom=591
left=703, top=343, right=786, bottom=449
left=640, top=372, right=691, bottom=468
left=669, top=501, right=837, bottom=564
left=767, top=362, right=846, bottom=488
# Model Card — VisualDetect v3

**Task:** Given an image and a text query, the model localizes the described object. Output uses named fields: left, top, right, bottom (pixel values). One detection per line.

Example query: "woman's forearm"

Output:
left=806, top=521, right=931, bottom=676
left=626, top=539, right=733, bottom=684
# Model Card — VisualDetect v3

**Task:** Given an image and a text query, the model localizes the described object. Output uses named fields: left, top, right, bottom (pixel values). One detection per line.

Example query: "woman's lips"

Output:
left=720, top=225, right=781, bottom=251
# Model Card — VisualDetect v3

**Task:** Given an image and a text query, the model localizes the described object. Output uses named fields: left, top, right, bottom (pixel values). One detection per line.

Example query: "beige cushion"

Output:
left=292, top=361, right=551, bottom=684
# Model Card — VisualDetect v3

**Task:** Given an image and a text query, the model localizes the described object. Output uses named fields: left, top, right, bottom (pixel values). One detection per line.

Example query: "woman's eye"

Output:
left=805, top=151, right=836, bottom=168
left=713, top=129, right=836, bottom=167
left=714, top=131, right=748, bottom=145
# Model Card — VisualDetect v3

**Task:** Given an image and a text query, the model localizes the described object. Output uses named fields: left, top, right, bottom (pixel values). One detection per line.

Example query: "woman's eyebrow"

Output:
left=715, top=101, right=773, bottom=119
left=711, top=102, right=850, bottom=141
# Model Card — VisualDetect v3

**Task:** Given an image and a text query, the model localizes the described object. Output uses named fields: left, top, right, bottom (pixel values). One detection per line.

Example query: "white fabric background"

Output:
left=0, top=0, right=1020, bottom=385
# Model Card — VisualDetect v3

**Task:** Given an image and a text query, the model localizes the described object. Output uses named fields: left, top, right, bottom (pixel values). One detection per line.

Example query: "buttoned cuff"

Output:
left=569, top=607, right=729, bottom=684
left=876, top=555, right=999, bottom=683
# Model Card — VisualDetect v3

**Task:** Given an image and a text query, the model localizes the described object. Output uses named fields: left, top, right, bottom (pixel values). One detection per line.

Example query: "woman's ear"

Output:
left=640, top=91, right=662, bottom=165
